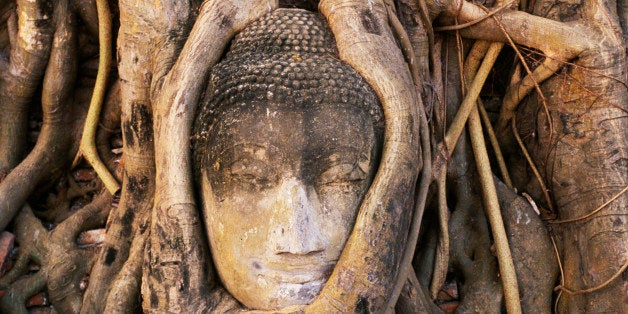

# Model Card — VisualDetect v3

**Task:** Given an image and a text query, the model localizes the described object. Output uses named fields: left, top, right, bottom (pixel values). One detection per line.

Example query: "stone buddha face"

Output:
left=193, top=8, right=383, bottom=311
left=199, top=101, right=379, bottom=309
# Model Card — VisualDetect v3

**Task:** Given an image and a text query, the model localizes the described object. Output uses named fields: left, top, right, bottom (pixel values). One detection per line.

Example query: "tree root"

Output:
left=423, top=36, right=505, bottom=312
left=0, top=191, right=111, bottom=314
left=310, top=1, right=421, bottom=311
left=37, top=173, right=103, bottom=224
left=0, top=0, right=56, bottom=173
left=73, top=0, right=120, bottom=195
left=95, top=81, right=122, bottom=178
left=512, top=116, right=555, bottom=213
left=477, top=99, right=513, bottom=188
left=429, top=169, right=450, bottom=299
left=0, top=271, right=46, bottom=314
left=103, top=225, right=147, bottom=313
left=395, top=269, right=442, bottom=313
left=448, top=44, right=502, bottom=148
left=495, top=179, right=558, bottom=312
left=72, top=0, right=99, bottom=38
left=80, top=1, right=157, bottom=311
left=497, top=58, right=562, bottom=131
left=450, top=185, right=503, bottom=313
left=144, top=1, right=277, bottom=311
left=0, top=0, right=78, bottom=232
left=453, top=35, right=523, bottom=313
left=434, top=1, right=512, bottom=32
left=385, top=1, right=433, bottom=309
left=555, top=259, right=628, bottom=295
left=469, top=96, right=522, bottom=314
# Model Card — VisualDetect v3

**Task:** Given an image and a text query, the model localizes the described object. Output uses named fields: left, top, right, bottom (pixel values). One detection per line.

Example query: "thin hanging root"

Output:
left=459, top=40, right=512, bottom=187
left=512, top=116, right=555, bottom=213
left=459, top=37, right=521, bottom=314
left=442, top=43, right=503, bottom=153
left=497, top=58, right=562, bottom=131
left=549, top=185, right=628, bottom=224
left=549, top=234, right=565, bottom=312
left=468, top=106, right=522, bottom=314
left=555, top=259, right=628, bottom=295
left=429, top=168, right=449, bottom=299
left=73, top=0, right=119, bottom=194
left=477, top=99, right=513, bottom=188
left=490, top=15, right=554, bottom=145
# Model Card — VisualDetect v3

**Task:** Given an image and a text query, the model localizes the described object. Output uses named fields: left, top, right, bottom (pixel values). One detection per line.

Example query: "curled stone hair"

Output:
left=193, top=8, right=383, bottom=171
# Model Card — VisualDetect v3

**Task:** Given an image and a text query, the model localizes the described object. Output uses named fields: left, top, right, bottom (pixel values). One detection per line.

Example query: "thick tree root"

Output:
left=0, top=191, right=111, bottom=314
left=385, top=2, right=433, bottom=309
left=0, top=0, right=56, bottom=174
left=496, top=180, right=558, bottom=312
left=144, top=1, right=277, bottom=312
left=0, top=0, right=78, bottom=232
left=0, top=1, right=622, bottom=313
left=310, top=1, right=421, bottom=311
left=81, top=2, right=157, bottom=311
left=103, top=227, right=147, bottom=313
left=498, top=58, right=562, bottom=131
left=450, top=183, right=503, bottom=313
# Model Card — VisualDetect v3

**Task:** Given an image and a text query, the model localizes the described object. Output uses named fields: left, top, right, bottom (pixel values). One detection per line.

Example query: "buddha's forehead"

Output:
left=207, top=102, right=374, bottom=165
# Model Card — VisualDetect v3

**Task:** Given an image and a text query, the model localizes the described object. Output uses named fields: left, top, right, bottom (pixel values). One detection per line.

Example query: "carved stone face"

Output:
left=200, top=101, right=379, bottom=310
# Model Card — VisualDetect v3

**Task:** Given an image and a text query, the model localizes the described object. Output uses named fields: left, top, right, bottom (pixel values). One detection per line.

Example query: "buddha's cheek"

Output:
left=201, top=179, right=260, bottom=290
left=203, top=195, right=274, bottom=303
left=318, top=187, right=365, bottom=254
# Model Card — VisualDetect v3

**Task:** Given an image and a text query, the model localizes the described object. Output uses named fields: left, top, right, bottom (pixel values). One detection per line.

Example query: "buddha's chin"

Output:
left=239, top=278, right=326, bottom=310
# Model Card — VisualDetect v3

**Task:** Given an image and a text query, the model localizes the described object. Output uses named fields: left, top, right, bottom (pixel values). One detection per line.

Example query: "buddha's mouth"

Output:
left=255, top=262, right=335, bottom=284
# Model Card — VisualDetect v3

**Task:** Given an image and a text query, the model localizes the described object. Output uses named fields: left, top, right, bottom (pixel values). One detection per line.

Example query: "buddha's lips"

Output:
left=257, top=263, right=335, bottom=284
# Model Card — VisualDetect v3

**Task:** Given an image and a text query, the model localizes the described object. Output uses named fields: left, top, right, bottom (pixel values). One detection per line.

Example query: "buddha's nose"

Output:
left=270, top=178, right=328, bottom=255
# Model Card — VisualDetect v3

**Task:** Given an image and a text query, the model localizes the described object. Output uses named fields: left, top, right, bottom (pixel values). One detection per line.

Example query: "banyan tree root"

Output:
left=448, top=170, right=503, bottom=313
left=81, top=0, right=159, bottom=311
left=422, top=35, right=505, bottom=312
left=0, top=0, right=77, bottom=232
left=72, top=0, right=120, bottom=195
left=0, top=0, right=56, bottom=175
left=0, top=191, right=111, bottom=314
left=0, top=0, right=623, bottom=313
left=429, top=0, right=626, bottom=312
left=430, top=34, right=557, bottom=313
left=143, top=0, right=279, bottom=312
left=306, top=0, right=422, bottom=311
left=510, top=0, right=628, bottom=311
left=495, top=179, right=558, bottom=312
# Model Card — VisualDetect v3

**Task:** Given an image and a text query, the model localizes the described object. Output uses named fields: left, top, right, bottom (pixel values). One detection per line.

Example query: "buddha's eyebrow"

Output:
left=213, top=142, right=275, bottom=161
left=307, top=146, right=369, bottom=166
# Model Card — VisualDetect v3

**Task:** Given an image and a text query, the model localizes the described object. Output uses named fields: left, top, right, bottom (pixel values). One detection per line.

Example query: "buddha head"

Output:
left=193, top=9, right=383, bottom=310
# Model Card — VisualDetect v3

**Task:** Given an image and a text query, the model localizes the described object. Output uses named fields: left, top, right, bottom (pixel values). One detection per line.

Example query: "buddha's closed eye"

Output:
left=319, top=163, right=366, bottom=186
left=230, top=159, right=278, bottom=190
